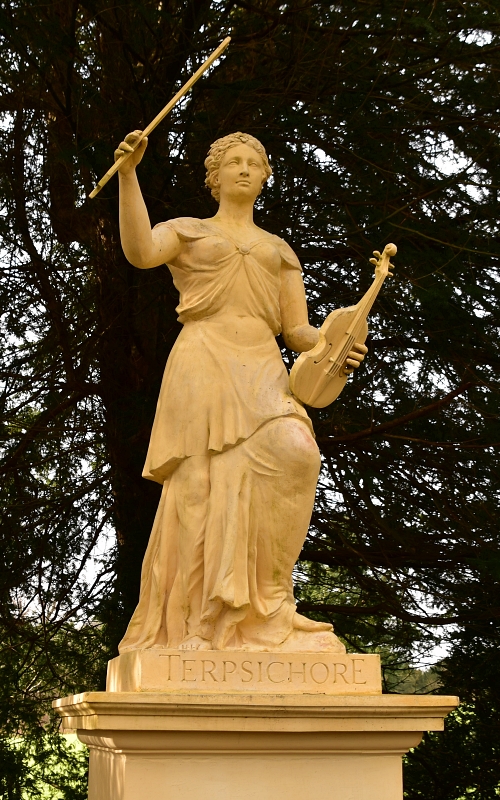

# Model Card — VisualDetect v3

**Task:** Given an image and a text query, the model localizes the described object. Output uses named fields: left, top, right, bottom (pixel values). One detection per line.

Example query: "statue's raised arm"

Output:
left=115, top=131, right=182, bottom=269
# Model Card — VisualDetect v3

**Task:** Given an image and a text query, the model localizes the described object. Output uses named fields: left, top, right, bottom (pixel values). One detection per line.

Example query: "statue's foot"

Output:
left=293, top=612, right=333, bottom=633
left=179, top=635, right=212, bottom=651
left=278, top=628, right=346, bottom=653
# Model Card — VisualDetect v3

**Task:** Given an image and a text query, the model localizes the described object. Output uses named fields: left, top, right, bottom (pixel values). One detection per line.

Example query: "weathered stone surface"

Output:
left=115, top=133, right=365, bottom=655
left=53, top=690, right=458, bottom=800
left=106, top=649, right=382, bottom=694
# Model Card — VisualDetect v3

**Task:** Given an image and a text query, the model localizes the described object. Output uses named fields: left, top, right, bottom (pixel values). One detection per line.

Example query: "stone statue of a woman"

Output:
left=115, top=130, right=367, bottom=653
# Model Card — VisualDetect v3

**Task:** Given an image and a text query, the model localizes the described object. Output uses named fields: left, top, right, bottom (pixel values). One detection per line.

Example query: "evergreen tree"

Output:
left=0, top=1, right=499, bottom=796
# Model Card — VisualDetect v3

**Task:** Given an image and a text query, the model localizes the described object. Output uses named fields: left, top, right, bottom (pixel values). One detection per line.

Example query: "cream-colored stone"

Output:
left=86, top=749, right=406, bottom=800
left=106, top=649, right=382, bottom=694
left=55, top=125, right=456, bottom=800
left=290, top=244, right=396, bottom=407
left=81, top=128, right=459, bottom=800
left=113, top=130, right=368, bottom=655
left=53, top=691, right=458, bottom=800
left=54, top=690, right=459, bottom=734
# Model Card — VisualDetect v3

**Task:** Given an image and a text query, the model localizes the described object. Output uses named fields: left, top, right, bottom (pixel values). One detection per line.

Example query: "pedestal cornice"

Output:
left=54, top=690, right=458, bottom=734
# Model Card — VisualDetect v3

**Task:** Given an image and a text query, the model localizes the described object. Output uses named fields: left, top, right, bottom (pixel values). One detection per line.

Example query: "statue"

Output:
left=57, top=50, right=444, bottom=800
left=115, top=130, right=367, bottom=654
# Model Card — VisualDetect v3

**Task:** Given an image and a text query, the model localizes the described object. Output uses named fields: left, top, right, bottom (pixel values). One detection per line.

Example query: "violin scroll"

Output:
left=369, top=243, right=397, bottom=279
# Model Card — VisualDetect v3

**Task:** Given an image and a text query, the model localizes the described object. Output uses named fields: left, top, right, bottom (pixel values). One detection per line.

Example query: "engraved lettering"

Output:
left=310, top=661, right=329, bottom=684
left=158, top=653, right=181, bottom=681
left=257, top=661, right=263, bottom=682
left=222, top=660, right=237, bottom=681
left=288, top=661, right=307, bottom=683
left=352, top=657, right=367, bottom=684
left=182, top=659, right=196, bottom=681
left=201, top=659, right=218, bottom=682
left=267, top=661, right=285, bottom=683
left=241, top=660, right=253, bottom=682
left=332, top=662, right=350, bottom=683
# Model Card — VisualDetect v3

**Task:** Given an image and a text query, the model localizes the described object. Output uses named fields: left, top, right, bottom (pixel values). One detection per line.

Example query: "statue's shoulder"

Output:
left=154, top=217, right=214, bottom=240
left=270, top=233, right=302, bottom=272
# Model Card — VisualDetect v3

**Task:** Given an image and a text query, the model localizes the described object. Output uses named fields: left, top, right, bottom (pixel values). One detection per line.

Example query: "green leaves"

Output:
left=0, top=0, right=499, bottom=796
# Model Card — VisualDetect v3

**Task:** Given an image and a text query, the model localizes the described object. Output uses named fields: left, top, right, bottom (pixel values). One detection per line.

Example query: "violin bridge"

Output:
left=324, top=334, right=356, bottom=377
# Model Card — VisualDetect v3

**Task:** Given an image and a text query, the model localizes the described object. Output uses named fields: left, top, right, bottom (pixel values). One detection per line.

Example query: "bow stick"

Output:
left=89, top=36, right=231, bottom=199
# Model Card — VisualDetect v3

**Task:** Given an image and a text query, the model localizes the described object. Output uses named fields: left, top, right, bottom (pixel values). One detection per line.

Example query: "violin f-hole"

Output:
left=314, top=342, right=332, bottom=364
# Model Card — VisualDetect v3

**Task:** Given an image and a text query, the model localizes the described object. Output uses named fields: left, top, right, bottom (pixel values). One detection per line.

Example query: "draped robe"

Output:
left=119, top=218, right=325, bottom=652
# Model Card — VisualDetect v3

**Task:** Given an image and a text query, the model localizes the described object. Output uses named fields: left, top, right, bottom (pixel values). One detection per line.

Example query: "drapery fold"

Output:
left=119, top=217, right=336, bottom=653
left=119, top=417, right=321, bottom=653
left=143, top=320, right=311, bottom=483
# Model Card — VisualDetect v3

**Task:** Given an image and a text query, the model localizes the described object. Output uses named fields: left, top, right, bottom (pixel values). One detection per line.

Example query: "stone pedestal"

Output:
left=54, top=650, right=457, bottom=800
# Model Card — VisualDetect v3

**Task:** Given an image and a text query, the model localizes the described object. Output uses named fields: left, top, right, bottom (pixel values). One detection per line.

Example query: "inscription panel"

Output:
left=107, top=650, right=382, bottom=694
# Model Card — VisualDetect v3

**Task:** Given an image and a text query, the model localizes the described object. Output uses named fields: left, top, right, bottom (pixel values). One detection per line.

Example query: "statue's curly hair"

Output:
left=204, top=132, right=272, bottom=203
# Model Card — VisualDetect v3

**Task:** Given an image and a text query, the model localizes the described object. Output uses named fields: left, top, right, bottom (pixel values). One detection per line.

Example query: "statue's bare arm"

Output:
left=280, top=268, right=320, bottom=353
left=116, top=131, right=182, bottom=269
left=280, top=268, right=368, bottom=370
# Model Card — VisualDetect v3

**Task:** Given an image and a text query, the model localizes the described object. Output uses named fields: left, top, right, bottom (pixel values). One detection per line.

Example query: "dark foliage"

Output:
left=0, top=0, right=499, bottom=796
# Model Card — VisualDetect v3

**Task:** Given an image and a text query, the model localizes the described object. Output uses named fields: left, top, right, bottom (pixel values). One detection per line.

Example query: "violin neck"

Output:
left=347, top=272, right=387, bottom=337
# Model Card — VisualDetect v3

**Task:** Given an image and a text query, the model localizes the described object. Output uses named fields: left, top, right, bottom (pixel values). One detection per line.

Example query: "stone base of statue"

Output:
left=53, top=650, right=457, bottom=800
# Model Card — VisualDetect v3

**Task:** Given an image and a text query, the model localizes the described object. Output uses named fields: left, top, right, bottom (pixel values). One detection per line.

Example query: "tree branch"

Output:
left=318, top=382, right=476, bottom=446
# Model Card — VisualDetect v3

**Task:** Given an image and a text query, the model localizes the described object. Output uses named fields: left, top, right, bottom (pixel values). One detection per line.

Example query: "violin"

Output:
left=289, top=243, right=397, bottom=408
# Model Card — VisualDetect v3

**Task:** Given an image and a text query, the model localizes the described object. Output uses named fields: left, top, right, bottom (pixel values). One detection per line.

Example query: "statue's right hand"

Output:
left=114, top=130, right=148, bottom=175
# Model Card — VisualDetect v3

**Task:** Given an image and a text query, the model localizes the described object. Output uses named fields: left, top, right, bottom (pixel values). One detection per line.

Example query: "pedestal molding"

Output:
left=77, top=728, right=424, bottom=755
left=53, top=690, right=458, bottom=800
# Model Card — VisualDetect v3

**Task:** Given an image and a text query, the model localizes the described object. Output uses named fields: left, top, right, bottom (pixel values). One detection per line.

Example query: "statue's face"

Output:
left=215, top=143, right=267, bottom=203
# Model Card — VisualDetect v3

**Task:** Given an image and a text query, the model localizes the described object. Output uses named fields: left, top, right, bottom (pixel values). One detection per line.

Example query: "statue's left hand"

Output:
left=343, top=342, right=368, bottom=374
